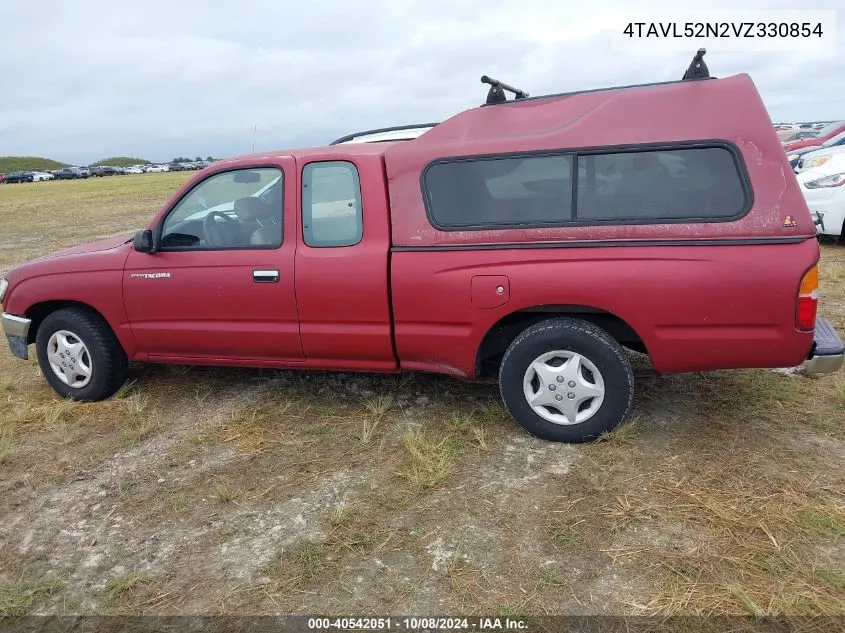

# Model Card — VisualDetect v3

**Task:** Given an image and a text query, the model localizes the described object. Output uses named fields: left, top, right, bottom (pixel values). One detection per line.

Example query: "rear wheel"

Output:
left=35, top=307, right=128, bottom=401
left=498, top=318, right=634, bottom=442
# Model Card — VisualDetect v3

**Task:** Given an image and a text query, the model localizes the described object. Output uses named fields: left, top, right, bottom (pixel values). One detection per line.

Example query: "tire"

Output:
left=35, top=307, right=128, bottom=401
left=498, top=317, right=634, bottom=442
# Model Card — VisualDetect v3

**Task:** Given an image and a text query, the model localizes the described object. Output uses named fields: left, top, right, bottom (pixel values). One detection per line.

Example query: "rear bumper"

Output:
left=805, top=317, right=844, bottom=374
left=1, top=313, right=31, bottom=360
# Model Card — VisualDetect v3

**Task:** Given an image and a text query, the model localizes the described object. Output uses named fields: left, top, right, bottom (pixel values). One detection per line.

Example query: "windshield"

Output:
left=822, top=130, right=845, bottom=147
left=180, top=173, right=281, bottom=223
left=816, top=121, right=844, bottom=136
left=785, top=130, right=818, bottom=142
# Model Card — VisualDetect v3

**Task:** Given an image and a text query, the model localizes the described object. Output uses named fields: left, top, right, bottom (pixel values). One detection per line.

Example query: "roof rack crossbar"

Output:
left=329, top=122, right=439, bottom=145
left=481, top=75, right=529, bottom=105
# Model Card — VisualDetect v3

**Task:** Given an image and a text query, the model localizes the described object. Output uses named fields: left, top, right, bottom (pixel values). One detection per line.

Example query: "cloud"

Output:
left=0, top=0, right=841, bottom=164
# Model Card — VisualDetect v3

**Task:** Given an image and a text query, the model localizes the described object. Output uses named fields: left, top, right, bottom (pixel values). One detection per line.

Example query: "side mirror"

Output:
left=134, top=229, right=155, bottom=253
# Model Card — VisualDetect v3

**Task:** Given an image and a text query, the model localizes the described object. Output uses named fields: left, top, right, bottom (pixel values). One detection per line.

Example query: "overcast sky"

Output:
left=0, top=0, right=841, bottom=165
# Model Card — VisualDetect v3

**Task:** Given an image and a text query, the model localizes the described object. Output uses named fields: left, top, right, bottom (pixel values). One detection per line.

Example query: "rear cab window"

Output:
left=301, top=161, right=363, bottom=247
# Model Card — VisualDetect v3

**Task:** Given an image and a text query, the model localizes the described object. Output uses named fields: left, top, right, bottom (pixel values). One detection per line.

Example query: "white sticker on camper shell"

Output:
left=612, top=10, right=836, bottom=52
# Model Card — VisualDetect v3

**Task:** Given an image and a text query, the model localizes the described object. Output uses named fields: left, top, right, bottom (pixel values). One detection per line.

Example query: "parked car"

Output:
left=787, top=146, right=822, bottom=171
left=124, top=166, right=144, bottom=174
left=792, top=131, right=845, bottom=173
left=332, top=124, right=436, bottom=144
left=1, top=55, right=842, bottom=443
left=783, top=120, right=845, bottom=152
left=56, top=167, right=87, bottom=180
left=168, top=162, right=186, bottom=172
left=99, top=166, right=119, bottom=176
left=797, top=152, right=845, bottom=239
left=4, top=171, right=34, bottom=183
left=78, top=167, right=91, bottom=178
left=780, top=130, right=820, bottom=144
left=145, top=164, right=167, bottom=173
left=30, top=171, right=55, bottom=181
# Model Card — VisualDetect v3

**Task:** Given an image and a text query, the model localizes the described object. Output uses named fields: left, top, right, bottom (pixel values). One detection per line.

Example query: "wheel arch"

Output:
left=475, top=305, right=649, bottom=379
left=25, top=300, right=117, bottom=347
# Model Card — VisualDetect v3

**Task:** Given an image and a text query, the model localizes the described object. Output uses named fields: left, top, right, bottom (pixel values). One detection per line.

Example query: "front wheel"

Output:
left=499, top=318, right=634, bottom=442
left=36, top=307, right=128, bottom=401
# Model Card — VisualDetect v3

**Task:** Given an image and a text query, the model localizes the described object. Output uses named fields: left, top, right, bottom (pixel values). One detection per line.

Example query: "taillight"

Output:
left=796, top=265, right=819, bottom=331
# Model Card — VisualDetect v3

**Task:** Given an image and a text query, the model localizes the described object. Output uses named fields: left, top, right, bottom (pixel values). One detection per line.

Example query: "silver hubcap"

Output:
left=522, top=350, right=605, bottom=425
left=47, top=330, right=93, bottom=388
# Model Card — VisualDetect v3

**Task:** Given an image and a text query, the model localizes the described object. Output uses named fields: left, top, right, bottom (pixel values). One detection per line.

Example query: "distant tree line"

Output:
left=173, top=156, right=217, bottom=163
left=90, top=157, right=151, bottom=167
left=0, top=154, right=221, bottom=173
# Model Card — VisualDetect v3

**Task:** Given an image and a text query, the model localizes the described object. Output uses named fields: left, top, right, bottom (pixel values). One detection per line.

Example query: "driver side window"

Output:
left=160, top=167, right=283, bottom=250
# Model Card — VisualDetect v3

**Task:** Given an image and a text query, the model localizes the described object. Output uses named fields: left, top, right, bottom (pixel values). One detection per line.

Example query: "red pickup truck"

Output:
left=2, top=54, right=843, bottom=442
left=782, top=120, right=845, bottom=153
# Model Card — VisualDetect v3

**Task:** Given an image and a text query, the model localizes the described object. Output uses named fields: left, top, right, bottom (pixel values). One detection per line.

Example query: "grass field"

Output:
left=0, top=174, right=843, bottom=620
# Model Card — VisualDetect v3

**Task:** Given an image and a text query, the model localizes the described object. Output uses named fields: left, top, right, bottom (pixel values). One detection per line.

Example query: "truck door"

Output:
left=123, top=159, right=304, bottom=361
left=294, top=156, right=396, bottom=370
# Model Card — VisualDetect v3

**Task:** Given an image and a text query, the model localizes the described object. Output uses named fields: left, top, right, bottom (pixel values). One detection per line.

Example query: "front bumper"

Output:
left=2, top=313, right=31, bottom=360
left=805, top=317, right=844, bottom=374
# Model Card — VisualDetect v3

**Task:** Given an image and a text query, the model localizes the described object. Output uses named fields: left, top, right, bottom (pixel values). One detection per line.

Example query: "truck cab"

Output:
left=125, top=144, right=396, bottom=370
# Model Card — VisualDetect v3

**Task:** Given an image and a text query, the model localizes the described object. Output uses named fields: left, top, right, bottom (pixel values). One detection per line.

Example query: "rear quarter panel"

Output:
left=391, top=239, right=819, bottom=377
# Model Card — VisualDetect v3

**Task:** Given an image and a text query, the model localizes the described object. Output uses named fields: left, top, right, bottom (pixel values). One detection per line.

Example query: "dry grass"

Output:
left=101, top=573, right=155, bottom=613
left=264, top=498, right=393, bottom=596
left=0, top=577, right=63, bottom=616
left=550, top=428, right=845, bottom=616
left=0, top=173, right=191, bottom=272
left=0, top=428, right=16, bottom=464
left=400, top=428, right=459, bottom=491
left=218, top=395, right=298, bottom=454
left=360, top=394, right=393, bottom=445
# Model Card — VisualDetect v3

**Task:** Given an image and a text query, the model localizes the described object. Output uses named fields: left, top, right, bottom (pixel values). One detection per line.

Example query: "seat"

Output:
left=250, top=222, right=282, bottom=246
left=233, top=197, right=281, bottom=246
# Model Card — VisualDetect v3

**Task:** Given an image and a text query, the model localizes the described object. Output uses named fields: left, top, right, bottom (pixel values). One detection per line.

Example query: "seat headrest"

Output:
left=234, top=197, right=271, bottom=220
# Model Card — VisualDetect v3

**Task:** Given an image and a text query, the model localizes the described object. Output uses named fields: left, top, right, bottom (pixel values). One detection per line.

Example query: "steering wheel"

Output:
left=203, top=211, right=240, bottom=246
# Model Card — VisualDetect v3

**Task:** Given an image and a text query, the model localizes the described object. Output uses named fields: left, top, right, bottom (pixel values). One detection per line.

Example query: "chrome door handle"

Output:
left=253, top=269, right=279, bottom=283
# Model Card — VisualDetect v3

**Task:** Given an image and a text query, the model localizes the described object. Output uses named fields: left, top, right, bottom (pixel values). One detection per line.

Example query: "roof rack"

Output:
left=479, top=50, right=711, bottom=107
left=329, top=123, right=439, bottom=145
left=682, top=48, right=710, bottom=80
left=480, top=75, right=529, bottom=105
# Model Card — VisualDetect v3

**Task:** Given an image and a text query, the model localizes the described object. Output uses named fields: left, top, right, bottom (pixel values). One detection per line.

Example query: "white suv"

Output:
left=798, top=152, right=845, bottom=238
